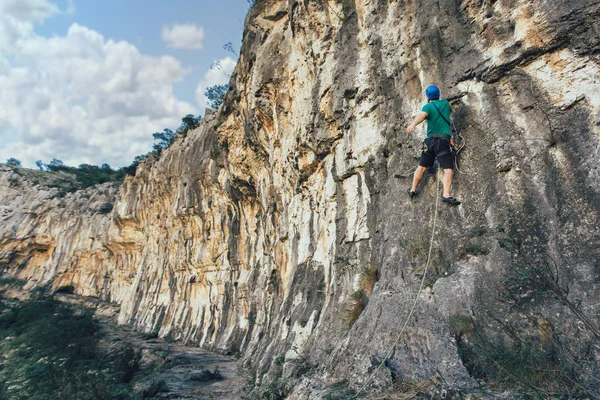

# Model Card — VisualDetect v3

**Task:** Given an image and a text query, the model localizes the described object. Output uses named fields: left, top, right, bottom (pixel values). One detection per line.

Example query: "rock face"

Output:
left=2, top=0, right=600, bottom=397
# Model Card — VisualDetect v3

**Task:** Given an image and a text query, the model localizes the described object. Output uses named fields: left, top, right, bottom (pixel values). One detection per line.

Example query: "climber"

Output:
left=405, top=85, right=461, bottom=206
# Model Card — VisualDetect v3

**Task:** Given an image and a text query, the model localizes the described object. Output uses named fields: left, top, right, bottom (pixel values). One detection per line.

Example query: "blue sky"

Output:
left=0, top=0, right=249, bottom=168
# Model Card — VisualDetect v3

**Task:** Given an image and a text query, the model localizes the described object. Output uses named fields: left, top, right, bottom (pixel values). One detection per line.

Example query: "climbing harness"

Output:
left=354, top=172, right=442, bottom=398
left=450, top=119, right=470, bottom=175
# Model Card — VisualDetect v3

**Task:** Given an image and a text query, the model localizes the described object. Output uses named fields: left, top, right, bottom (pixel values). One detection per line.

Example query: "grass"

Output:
left=343, top=289, right=368, bottom=331
left=476, top=340, right=584, bottom=397
left=359, top=263, right=378, bottom=297
left=452, top=301, right=597, bottom=398
left=343, top=263, right=380, bottom=331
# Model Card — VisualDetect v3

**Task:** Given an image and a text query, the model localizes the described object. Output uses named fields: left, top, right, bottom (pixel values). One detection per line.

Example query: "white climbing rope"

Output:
left=354, top=171, right=443, bottom=398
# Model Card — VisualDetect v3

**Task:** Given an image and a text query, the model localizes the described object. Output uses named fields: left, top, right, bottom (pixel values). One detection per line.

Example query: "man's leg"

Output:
left=410, top=140, right=434, bottom=197
left=411, top=166, right=427, bottom=192
left=442, top=168, right=454, bottom=198
left=441, top=168, right=461, bottom=205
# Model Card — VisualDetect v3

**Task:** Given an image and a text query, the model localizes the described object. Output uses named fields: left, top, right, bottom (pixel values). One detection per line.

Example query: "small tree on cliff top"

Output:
left=205, top=84, right=229, bottom=110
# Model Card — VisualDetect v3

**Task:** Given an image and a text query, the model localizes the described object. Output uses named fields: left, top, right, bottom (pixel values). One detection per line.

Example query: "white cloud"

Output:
left=161, top=24, right=205, bottom=50
left=195, top=57, right=236, bottom=111
left=0, top=0, right=59, bottom=23
left=0, top=4, right=197, bottom=168
left=0, top=0, right=59, bottom=52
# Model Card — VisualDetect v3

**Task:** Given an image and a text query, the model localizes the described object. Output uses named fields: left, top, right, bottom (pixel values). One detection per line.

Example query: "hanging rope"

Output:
left=354, top=171, right=443, bottom=398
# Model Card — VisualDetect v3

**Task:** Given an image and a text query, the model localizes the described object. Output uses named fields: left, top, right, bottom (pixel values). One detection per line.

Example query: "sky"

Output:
left=0, top=0, right=249, bottom=169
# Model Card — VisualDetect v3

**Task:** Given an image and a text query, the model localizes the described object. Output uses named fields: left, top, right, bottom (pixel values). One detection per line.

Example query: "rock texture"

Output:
left=2, top=0, right=600, bottom=397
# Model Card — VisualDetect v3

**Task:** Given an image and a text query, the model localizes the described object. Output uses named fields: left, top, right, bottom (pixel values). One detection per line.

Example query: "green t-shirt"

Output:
left=421, top=99, right=451, bottom=137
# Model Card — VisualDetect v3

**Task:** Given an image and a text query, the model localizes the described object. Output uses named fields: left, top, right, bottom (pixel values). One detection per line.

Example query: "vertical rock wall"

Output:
left=1, top=0, right=599, bottom=396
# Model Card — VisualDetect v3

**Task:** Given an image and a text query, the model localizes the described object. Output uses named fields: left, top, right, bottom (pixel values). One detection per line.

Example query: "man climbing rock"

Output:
left=405, top=85, right=461, bottom=206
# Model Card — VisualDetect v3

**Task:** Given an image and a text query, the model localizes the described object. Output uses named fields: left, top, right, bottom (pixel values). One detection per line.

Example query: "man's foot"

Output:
left=442, top=196, right=461, bottom=206
left=408, top=189, right=418, bottom=198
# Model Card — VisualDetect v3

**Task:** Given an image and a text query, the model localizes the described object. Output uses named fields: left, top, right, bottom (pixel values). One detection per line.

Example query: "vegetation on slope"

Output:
left=0, top=294, right=149, bottom=400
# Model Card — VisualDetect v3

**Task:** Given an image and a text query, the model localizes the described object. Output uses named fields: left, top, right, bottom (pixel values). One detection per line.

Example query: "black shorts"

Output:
left=419, top=137, right=454, bottom=170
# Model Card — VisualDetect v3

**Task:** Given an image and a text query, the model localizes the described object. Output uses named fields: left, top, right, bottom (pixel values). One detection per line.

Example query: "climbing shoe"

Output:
left=407, top=189, right=418, bottom=198
left=442, top=196, right=461, bottom=206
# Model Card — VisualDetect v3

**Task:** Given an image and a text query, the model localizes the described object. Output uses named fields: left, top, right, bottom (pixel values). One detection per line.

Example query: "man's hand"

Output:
left=406, top=112, right=428, bottom=134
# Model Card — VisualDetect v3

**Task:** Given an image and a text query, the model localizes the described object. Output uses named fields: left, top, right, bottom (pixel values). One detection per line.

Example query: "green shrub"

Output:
left=274, top=354, right=285, bottom=366
left=97, top=202, right=114, bottom=214
left=245, top=376, right=292, bottom=400
left=0, top=295, right=141, bottom=399
left=0, top=277, right=27, bottom=287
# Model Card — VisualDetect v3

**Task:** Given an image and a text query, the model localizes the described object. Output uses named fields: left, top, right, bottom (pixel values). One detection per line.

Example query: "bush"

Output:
left=0, top=295, right=141, bottom=399
left=245, top=376, right=291, bottom=400
left=6, top=158, right=22, bottom=167
left=46, top=162, right=127, bottom=194
left=97, top=202, right=114, bottom=214
left=0, top=277, right=27, bottom=287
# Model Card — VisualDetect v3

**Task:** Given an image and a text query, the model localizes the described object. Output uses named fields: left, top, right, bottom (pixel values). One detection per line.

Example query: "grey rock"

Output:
left=2, top=0, right=600, bottom=398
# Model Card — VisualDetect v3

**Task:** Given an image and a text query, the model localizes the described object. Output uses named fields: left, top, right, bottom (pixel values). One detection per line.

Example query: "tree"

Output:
left=101, top=163, right=111, bottom=170
left=49, top=159, right=64, bottom=167
left=47, top=158, right=68, bottom=172
left=120, top=154, right=147, bottom=176
left=6, top=158, right=22, bottom=167
left=205, top=84, right=229, bottom=110
left=152, top=128, right=176, bottom=153
left=179, top=114, right=201, bottom=133
left=35, top=160, right=46, bottom=171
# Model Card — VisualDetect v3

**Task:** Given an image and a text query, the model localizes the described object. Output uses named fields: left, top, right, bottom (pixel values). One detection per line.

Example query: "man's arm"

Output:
left=406, top=112, right=428, bottom=133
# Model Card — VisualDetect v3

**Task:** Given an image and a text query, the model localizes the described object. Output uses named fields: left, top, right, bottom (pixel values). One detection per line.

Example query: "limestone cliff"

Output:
left=2, top=0, right=600, bottom=397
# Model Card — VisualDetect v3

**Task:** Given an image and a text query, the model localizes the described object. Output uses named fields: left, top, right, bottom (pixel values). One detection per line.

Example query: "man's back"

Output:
left=421, top=99, right=451, bottom=137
